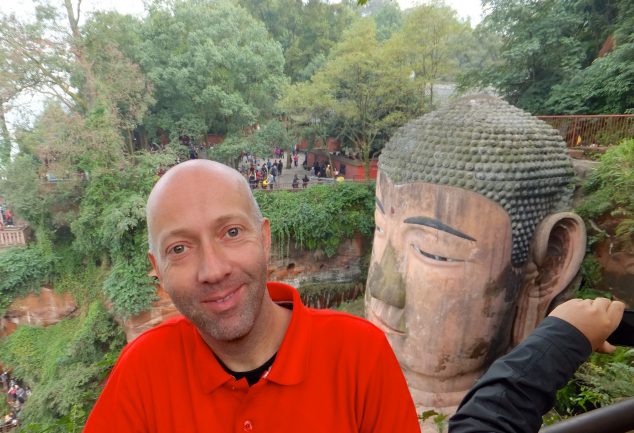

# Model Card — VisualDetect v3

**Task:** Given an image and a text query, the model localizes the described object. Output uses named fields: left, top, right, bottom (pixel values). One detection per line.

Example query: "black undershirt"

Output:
left=216, top=301, right=292, bottom=386
left=217, top=352, right=277, bottom=386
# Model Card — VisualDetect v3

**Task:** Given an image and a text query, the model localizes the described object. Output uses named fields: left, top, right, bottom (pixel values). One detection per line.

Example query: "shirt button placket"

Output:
left=243, top=420, right=253, bottom=432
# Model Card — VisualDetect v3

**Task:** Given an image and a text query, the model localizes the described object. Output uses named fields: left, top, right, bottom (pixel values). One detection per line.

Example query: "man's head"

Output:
left=366, top=95, right=586, bottom=411
left=146, top=160, right=271, bottom=343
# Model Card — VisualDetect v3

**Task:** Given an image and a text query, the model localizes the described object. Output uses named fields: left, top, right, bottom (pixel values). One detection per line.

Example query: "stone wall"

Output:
left=0, top=288, right=78, bottom=338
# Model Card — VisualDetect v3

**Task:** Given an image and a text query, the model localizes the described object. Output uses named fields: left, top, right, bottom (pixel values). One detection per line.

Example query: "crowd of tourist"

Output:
left=240, top=151, right=308, bottom=190
left=0, top=371, right=29, bottom=430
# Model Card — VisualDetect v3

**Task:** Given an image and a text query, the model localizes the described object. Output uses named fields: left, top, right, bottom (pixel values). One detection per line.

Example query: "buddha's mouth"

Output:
left=367, top=296, right=406, bottom=334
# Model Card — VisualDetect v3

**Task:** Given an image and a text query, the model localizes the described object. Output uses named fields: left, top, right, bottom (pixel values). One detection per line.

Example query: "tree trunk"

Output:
left=64, top=0, right=97, bottom=110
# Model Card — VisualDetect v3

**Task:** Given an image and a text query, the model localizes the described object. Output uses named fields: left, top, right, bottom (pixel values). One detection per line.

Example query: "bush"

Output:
left=0, top=246, right=56, bottom=311
left=255, top=182, right=375, bottom=257
left=551, top=348, right=634, bottom=420
left=0, top=301, right=125, bottom=432
left=577, top=139, right=634, bottom=252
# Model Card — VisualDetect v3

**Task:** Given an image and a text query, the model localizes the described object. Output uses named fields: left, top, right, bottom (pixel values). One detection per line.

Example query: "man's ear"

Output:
left=512, top=212, right=586, bottom=345
left=148, top=251, right=162, bottom=282
left=261, top=218, right=272, bottom=260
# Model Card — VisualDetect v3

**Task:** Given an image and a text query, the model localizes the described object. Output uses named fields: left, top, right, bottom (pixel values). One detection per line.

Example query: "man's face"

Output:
left=366, top=172, right=520, bottom=388
left=148, top=171, right=271, bottom=343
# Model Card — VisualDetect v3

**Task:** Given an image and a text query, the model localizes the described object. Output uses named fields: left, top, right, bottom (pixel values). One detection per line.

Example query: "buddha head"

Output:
left=365, top=95, right=586, bottom=413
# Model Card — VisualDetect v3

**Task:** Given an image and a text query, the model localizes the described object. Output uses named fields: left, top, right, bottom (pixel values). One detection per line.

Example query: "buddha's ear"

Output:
left=512, top=212, right=586, bottom=345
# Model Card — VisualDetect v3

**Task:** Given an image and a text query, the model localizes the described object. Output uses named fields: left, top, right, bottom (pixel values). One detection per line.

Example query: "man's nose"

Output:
left=367, top=241, right=406, bottom=308
left=196, top=242, right=232, bottom=284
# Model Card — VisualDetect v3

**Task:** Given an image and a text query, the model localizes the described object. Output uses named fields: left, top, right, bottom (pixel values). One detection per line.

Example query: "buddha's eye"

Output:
left=411, top=244, right=462, bottom=263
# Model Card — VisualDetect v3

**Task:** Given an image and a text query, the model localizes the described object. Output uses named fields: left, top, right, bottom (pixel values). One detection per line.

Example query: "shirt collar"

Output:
left=197, top=282, right=310, bottom=393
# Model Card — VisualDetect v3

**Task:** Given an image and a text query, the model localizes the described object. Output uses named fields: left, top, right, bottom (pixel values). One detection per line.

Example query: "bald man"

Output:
left=84, top=160, right=420, bottom=433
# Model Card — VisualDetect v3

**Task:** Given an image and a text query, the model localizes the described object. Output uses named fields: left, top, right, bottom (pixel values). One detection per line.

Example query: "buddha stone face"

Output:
left=365, top=95, right=586, bottom=414
left=366, top=172, right=520, bottom=409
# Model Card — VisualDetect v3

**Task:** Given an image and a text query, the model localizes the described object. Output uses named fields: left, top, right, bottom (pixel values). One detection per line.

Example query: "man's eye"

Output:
left=227, top=227, right=240, bottom=238
left=412, top=244, right=462, bottom=263
left=169, top=245, right=187, bottom=255
left=375, top=225, right=384, bottom=234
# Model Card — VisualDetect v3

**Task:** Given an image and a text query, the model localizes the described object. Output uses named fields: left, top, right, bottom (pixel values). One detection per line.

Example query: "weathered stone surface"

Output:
left=380, top=94, right=574, bottom=265
left=121, top=286, right=181, bottom=342
left=269, top=233, right=365, bottom=288
left=0, top=288, right=78, bottom=337
left=595, top=241, right=634, bottom=307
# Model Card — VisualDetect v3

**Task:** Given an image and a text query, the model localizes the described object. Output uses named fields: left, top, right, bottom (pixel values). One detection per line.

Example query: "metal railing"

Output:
left=538, top=115, right=634, bottom=148
left=540, top=398, right=634, bottom=433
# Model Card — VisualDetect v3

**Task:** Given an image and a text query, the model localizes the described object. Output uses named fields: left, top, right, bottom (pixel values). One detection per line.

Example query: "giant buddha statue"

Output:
left=365, top=94, right=587, bottom=415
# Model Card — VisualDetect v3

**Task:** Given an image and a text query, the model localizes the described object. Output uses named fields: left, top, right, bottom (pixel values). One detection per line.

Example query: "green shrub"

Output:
left=551, top=348, right=634, bottom=420
left=577, top=139, right=634, bottom=252
left=0, top=246, right=57, bottom=311
left=255, top=182, right=375, bottom=257
left=102, top=255, right=157, bottom=317
left=0, top=301, right=125, bottom=431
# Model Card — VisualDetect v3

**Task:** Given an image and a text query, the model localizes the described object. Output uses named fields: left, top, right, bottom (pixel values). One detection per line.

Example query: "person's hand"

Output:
left=549, top=298, right=625, bottom=353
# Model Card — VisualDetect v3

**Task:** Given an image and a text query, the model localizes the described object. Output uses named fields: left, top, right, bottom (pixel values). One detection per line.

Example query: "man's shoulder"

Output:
left=119, top=316, right=195, bottom=359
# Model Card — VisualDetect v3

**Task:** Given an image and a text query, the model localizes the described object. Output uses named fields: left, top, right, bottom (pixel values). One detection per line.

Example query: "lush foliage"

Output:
left=139, top=0, right=287, bottom=140
left=70, top=151, right=178, bottom=316
left=280, top=4, right=471, bottom=177
left=463, top=0, right=634, bottom=114
left=549, top=348, right=634, bottom=421
left=0, top=301, right=126, bottom=432
left=0, top=245, right=56, bottom=311
left=255, top=182, right=375, bottom=257
left=209, top=119, right=292, bottom=168
left=577, top=139, right=634, bottom=252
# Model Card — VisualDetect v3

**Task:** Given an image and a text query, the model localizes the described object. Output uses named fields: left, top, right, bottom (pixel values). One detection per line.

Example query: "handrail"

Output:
left=540, top=398, right=634, bottom=433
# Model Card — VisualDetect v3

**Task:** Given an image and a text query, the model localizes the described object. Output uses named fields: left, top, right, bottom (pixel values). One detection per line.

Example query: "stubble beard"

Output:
left=170, top=282, right=267, bottom=342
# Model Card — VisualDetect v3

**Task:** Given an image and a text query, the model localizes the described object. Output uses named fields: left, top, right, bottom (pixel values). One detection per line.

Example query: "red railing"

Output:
left=538, top=115, right=634, bottom=148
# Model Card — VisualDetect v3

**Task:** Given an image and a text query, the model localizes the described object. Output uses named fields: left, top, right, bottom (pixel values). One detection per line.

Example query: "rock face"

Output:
left=121, top=286, right=182, bottom=342
left=595, top=239, right=634, bottom=307
left=268, top=233, right=365, bottom=288
left=0, top=288, right=78, bottom=338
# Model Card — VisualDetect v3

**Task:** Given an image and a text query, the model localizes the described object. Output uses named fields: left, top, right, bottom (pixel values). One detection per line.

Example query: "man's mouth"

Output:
left=202, top=285, right=243, bottom=311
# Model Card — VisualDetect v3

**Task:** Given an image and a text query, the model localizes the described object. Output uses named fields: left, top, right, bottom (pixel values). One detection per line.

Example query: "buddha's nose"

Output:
left=367, top=241, right=406, bottom=308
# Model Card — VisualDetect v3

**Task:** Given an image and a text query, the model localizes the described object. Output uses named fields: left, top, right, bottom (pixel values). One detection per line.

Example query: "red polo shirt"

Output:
left=84, top=282, right=419, bottom=432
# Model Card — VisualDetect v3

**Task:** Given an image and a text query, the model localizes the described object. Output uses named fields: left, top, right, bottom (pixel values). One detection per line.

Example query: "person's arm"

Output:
left=449, top=298, right=624, bottom=433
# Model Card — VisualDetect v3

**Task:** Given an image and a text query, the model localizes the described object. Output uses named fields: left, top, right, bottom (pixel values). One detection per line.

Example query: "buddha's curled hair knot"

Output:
left=379, top=94, right=574, bottom=266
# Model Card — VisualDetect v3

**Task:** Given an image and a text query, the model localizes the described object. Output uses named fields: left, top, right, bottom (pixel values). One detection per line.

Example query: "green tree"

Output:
left=543, top=0, right=634, bottom=114
left=281, top=19, right=417, bottom=178
left=359, top=0, right=403, bottom=42
left=139, top=0, right=287, bottom=143
left=283, top=0, right=357, bottom=82
left=388, top=3, right=474, bottom=111
left=466, top=0, right=634, bottom=113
